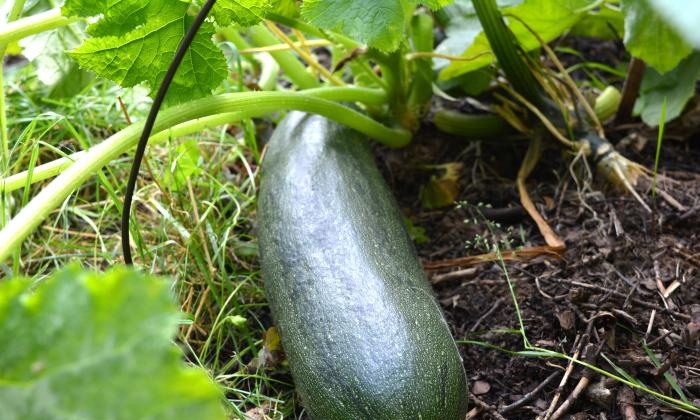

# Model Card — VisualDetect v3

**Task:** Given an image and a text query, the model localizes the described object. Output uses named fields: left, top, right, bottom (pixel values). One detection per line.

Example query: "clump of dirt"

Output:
left=380, top=127, right=700, bottom=419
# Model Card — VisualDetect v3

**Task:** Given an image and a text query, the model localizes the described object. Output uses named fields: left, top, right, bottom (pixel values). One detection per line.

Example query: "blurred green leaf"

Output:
left=620, top=0, right=692, bottom=74
left=569, top=4, right=623, bottom=40
left=301, top=0, right=412, bottom=52
left=301, top=0, right=452, bottom=53
left=212, top=0, right=270, bottom=27
left=647, top=0, right=700, bottom=49
left=19, top=19, right=91, bottom=98
left=404, top=218, right=430, bottom=244
left=163, top=139, right=203, bottom=191
left=269, top=0, right=300, bottom=17
left=440, top=0, right=592, bottom=81
left=0, top=265, right=226, bottom=420
left=634, top=53, right=700, bottom=126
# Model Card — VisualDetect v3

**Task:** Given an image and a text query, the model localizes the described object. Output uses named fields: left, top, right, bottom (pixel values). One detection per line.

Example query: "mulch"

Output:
left=380, top=123, right=700, bottom=419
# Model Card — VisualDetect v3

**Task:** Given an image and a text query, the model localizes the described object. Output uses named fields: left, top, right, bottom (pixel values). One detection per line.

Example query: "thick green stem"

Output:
left=472, top=0, right=545, bottom=107
left=0, top=89, right=409, bottom=262
left=379, top=52, right=414, bottom=130
left=219, top=26, right=280, bottom=91
left=433, top=109, right=517, bottom=140
left=2, top=0, right=29, bottom=229
left=0, top=57, right=8, bottom=174
left=1, top=86, right=388, bottom=193
left=257, top=53, right=280, bottom=91
left=407, top=13, right=435, bottom=114
left=0, top=8, right=77, bottom=46
left=1, top=113, right=242, bottom=193
left=246, top=24, right=320, bottom=89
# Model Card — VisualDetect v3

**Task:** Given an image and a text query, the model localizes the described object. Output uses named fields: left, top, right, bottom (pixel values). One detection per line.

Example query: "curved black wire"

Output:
left=121, top=0, right=217, bottom=265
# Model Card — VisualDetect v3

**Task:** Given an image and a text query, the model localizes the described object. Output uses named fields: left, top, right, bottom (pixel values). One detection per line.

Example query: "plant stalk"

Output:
left=0, top=8, right=77, bottom=46
left=1, top=0, right=28, bottom=230
left=0, top=89, right=409, bottom=262
left=246, top=24, right=320, bottom=89
left=0, top=86, right=389, bottom=193
left=433, top=109, right=516, bottom=140
left=472, top=0, right=545, bottom=107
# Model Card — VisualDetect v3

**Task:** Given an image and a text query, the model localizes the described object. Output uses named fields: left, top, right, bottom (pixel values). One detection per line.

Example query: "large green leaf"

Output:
left=301, top=0, right=412, bottom=52
left=162, top=139, right=203, bottom=191
left=440, top=0, right=592, bottom=80
left=569, top=3, right=623, bottom=40
left=65, top=1, right=227, bottom=104
left=0, top=265, right=226, bottom=420
left=647, top=0, right=700, bottom=50
left=301, top=0, right=452, bottom=53
left=213, top=0, right=271, bottom=27
left=620, top=0, right=692, bottom=74
left=62, top=0, right=275, bottom=103
left=634, top=53, right=700, bottom=126
left=422, top=0, right=456, bottom=8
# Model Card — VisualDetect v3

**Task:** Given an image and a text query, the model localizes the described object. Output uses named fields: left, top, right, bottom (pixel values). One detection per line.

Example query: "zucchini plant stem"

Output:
left=407, top=13, right=435, bottom=114
left=472, top=0, right=545, bottom=108
left=218, top=26, right=280, bottom=91
left=246, top=25, right=320, bottom=89
left=433, top=109, right=517, bottom=140
left=0, top=89, right=409, bottom=262
left=1, top=86, right=388, bottom=192
left=1, top=0, right=28, bottom=229
left=0, top=8, right=77, bottom=46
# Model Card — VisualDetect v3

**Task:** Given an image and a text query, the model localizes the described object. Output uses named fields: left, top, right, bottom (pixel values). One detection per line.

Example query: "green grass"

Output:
left=3, top=61, right=295, bottom=418
left=651, top=96, right=667, bottom=199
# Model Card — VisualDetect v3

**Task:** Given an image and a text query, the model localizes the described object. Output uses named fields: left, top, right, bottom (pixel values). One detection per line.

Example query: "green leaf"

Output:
left=66, top=1, right=227, bottom=104
left=212, top=0, right=270, bottom=27
left=301, top=0, right=411, bottom=52
left=634, top=53, right=700, bottom=126
left=0, top=265, right=226, bottom=420
left=569, top=4, right=623, bottom=40
left=63, top=0, right=229, bottom=103
left=440, top=0, right=592, bottom=80
left=63, top=0, right=175, bottom=37
left=620, top=0, right=692, bottom=74
left=404, top=218, right=430, bottom=244
left=163, top=139, right=203, bottom=190
left=647, top=0, right=700, bottom=49
left=301, top=0, right=453, bottom=52
left=48, top=62, right=96, bottom=99
left=421, top=0, right=455, bottom=8
left=434, top=11, right=482, bottom=71
left=19, top=21, right=93, bottom=99
left=269, top=0, right=300, bottom=17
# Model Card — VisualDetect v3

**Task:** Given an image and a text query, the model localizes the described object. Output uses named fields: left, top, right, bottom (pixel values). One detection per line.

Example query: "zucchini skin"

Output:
left=258, top=112, right=468, bottom=420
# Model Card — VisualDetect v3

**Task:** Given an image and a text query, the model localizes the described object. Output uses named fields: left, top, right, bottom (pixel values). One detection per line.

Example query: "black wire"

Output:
left=121, top=0, right=217, bottom=265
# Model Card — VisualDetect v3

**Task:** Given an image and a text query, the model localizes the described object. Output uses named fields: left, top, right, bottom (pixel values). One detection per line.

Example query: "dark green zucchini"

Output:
left=258, top=112, right=468, bottom=420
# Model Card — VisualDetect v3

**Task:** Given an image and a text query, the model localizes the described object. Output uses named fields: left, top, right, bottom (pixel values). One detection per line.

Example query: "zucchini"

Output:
left=258, top=112, right=468, bottom=419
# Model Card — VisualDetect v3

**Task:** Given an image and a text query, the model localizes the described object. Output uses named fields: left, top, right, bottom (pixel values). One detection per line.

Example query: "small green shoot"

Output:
left=651, top=96, right=667, bottom=199
left=642, top=342, right=690, bottom=404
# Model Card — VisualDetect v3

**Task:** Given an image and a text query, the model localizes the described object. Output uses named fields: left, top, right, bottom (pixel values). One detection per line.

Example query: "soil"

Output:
left=377, top=121, right=700, bottom=419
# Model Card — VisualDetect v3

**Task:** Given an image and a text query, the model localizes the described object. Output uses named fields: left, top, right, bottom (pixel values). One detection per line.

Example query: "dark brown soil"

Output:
left=378, top=124, right=700, bottom=419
